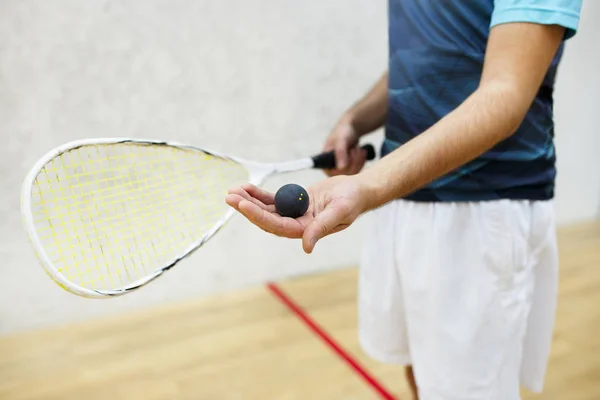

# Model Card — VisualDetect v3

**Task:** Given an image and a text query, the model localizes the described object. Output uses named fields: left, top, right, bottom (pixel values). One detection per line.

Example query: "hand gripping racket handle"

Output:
left=311, top=144, right=376, bottom=169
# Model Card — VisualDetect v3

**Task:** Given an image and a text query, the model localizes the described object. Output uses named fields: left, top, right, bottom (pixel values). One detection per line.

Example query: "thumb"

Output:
left=302, top=205, right=347, bottom=254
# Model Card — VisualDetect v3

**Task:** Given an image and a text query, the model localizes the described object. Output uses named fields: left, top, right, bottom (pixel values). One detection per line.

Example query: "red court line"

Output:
left=266, top=282, right=398, bottom=400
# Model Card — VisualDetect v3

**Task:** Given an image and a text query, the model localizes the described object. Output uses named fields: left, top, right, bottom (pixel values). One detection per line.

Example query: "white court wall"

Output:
left=552, top=0, right=600, bottom=224
left=0, top=1, right=598, bottom=335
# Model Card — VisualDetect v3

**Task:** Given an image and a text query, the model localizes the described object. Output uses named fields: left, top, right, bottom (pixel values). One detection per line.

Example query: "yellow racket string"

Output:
left=28, top=143, right=249, bottom=291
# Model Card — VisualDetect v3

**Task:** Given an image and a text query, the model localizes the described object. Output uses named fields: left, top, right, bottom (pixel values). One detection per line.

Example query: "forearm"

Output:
left=354, top=22, right=566, bottom=210
left=343, top=71, right=388, bottom=135
left=358, top=83, right=533, bottom=209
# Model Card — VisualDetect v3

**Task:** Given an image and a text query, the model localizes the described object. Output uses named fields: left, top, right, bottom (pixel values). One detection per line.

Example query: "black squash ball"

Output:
left=274, top=183, right=310, bottom=218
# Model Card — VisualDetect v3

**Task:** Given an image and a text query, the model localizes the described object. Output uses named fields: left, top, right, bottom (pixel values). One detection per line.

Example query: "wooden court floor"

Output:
left=1, top=220, right=599, bottom=399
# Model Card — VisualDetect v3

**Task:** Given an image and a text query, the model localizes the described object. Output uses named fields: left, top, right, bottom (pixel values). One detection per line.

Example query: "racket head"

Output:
left=21, top=138, right=254, bottom=298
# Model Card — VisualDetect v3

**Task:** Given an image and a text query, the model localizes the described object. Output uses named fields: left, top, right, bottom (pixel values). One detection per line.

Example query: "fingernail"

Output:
left=310, top=238, right=317, bottom=250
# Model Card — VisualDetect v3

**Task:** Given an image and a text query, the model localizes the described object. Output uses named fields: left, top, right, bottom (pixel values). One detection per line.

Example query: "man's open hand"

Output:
left=225, top=175, right=371, bottom=253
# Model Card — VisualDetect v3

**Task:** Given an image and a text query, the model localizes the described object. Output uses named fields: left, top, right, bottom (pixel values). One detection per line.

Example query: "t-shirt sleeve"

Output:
left=491, top=0, right=582, bottom=39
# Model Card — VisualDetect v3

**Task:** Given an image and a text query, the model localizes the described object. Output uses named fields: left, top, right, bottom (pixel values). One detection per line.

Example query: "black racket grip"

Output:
left=311, top=144, right=376, bottom=169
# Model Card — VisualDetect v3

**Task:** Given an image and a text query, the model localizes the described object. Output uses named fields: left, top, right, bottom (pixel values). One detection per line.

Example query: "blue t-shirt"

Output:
left=384, top=0, right=582, bottom=202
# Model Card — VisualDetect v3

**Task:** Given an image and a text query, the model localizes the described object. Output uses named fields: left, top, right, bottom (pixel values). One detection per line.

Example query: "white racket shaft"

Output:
left=21, top=137, right=375, bottom=298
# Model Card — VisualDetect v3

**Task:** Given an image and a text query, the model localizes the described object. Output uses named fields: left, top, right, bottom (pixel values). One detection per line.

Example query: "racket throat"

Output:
left=248, top=163, right=277, bottom=184
left=273, top=159, right=313, bottom=174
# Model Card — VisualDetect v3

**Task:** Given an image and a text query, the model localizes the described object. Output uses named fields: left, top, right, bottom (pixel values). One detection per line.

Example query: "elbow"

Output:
left=475, top=81, right=536, bottom=140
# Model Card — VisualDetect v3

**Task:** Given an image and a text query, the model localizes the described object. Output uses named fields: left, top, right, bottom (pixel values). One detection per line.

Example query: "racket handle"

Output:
left=311, top=144, right=376, bottom=170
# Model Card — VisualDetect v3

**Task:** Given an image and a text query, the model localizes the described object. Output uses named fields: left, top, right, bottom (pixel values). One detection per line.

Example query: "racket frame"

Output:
left=21, top=137, right=330, bottom=298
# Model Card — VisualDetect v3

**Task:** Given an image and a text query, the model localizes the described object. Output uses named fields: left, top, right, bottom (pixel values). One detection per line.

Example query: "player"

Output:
left=226, top=1, right=583, bottom=399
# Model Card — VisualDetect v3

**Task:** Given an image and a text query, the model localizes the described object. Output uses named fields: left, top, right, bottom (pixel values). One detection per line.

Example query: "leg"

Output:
left=358, top=202, right=415, bottom=392
left=406, top=366, right=419, bottom=399
left=519, top=201, right=559, bottom=393
left=358, top=199, right=556, bottom=399
left=357, top=202, right=421, bottom=400
left=390, top=199, right=543, bottom=399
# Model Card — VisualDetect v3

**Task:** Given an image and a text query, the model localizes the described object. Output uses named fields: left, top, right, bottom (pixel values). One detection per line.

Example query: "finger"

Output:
left=227, top=192, right=277, bottom=215
left=321, top=138, right=335, bottom=153
left=348, top=146, right=367, bottom=175
left=225, top=193, right=244, bottom=210
left=242, top=184, right=275, bottom=205
left=324, top=168, right=340, bottom=177
left=238, top=199, right=304, bottom=238
left=302, top=205, right=348, bottom=253
left=334, top=140, right=349, bottom=171
left=228, top=187, right=275, bottom=212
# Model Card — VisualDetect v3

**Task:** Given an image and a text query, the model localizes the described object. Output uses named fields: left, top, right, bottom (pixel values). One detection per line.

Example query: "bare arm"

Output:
left=343, top=71, right=389, bottom=135
left=358, top=23, right=565, bottom=210
left=226, top=22, right=570, bottom=254
left=323, top=71, right=388, bottom=175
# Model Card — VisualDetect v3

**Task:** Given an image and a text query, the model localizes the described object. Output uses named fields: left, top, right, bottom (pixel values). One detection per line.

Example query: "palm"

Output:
left=225, top=175, right=366, bottom=253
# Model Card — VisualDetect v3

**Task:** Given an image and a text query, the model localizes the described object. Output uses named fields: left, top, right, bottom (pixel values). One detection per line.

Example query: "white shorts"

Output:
left=358, top=198, right=558, bottom=400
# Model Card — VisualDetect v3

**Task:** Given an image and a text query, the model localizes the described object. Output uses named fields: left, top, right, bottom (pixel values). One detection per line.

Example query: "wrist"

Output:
left=340, top=111, right=370, bottom=140
left=354, top=170, right=388, bottom=213
left=337, top=112, right=359, bottom=135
